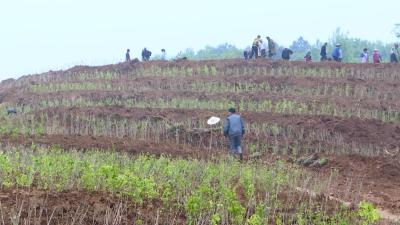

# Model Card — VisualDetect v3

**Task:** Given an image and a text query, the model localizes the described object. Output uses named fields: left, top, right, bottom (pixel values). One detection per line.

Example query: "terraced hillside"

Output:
left=0, top=60, right=399, bottom=224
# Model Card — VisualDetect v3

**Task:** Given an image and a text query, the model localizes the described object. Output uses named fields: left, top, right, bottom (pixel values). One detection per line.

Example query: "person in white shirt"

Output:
left=161, top=49, right=167, bottom=60
left=260, top=42, right=267, bottom=58
left=360, top=48, right=369, bottom=63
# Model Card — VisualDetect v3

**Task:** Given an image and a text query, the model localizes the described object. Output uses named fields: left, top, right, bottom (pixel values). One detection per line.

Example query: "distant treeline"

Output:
left=172, top=28, right=398, bottom=63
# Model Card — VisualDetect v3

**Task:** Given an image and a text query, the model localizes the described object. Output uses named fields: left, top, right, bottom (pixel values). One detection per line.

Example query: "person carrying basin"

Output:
left=332, top=44, right=343, bottom=62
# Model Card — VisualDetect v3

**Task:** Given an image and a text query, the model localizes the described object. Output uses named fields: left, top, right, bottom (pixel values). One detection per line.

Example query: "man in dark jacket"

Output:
left=141, top=48, right=152, bottom=61
left=320, top=43, right=328, bottom=61
left=390, top=48, right=398, bottom=64
left=224, top=108, right=245, bottom=160
left=281, top=48, right=293, bottom=60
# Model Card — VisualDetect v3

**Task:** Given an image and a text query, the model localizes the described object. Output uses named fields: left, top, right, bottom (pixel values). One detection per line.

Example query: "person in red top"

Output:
left=372, top=49, right=382, bottom=63
left=304, top=51, right=312, bottom=62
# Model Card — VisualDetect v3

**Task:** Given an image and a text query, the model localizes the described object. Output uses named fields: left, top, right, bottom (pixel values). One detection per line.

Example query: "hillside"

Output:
left=0, top=59, right=399, bottom=224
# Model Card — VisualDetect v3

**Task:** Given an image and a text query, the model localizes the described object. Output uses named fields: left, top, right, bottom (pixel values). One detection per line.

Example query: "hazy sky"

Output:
left=0, top=0, right=399, bottom=80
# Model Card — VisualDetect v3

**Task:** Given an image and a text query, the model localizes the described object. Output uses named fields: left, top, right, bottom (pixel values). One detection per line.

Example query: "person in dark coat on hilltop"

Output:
left=125, top=49, right=131, bottom=62
left=223, top=108, right=245, bottom=161
left=141, top=48, right=152, bottom=61
left=320, top=42, right=328, bottom=61
left=390, top=48, right=398, bottom=64
left=281, top=48, right=293, bottom=61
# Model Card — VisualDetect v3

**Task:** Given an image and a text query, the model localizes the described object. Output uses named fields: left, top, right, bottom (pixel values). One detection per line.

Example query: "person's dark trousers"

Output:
left=320, top=55, right=327, bottom=61
left=333, top=56, right=340, bottom=62
left=244, top=51, right=248, bottom=60
left=229, top=135, right=243, bottom=160
left=252, top=45, right=258, bottom=59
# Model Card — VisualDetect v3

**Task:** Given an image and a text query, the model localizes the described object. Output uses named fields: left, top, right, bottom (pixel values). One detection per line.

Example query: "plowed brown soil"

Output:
left=0, top=189, right=185, bottom=225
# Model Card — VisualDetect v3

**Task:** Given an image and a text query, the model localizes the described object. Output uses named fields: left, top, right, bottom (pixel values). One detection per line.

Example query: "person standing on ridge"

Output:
left=125, top=49, right=131, bottom=62
left=281, top=48, right=293, bottom=61
left=373, top=49, right=382, bottom=63
left=141, top=48, right=152, bottom=61
left=260, top=41, right=267, bottom=58
left=250, top=35, right=263, bottom=59
left=332, top=44, right=343, bottom=62
left=395, top=43, right=400, bottom=59
left=244, top=46, right=252, bottom=60
left=266, top=36, right=276, bottom=59
left=304, top=51, right=312, bottom=62
left=360, top=48, right=369, bottom=63
left=320, top=42, right=328, bottom=61
left=224, top=108, right=245, bottom=161
left=390, top=48, right=398, bottom=64
left=161, top=49, right=167, bottom=60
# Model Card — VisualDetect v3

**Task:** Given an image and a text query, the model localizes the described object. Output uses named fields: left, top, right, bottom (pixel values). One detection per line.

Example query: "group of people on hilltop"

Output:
left=125, top=48, right=167, bottom=62
left=245, top=35, right=399, bottom=64
left=244, top=35, right=277, bottom=60
left=125, top=38, right=399, bottom=65
left=357, top=44, right=399, bottom=64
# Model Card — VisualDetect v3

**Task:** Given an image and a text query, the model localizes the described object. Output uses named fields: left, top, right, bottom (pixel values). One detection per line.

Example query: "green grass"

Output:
left=0, top=145, right=379, bottom=224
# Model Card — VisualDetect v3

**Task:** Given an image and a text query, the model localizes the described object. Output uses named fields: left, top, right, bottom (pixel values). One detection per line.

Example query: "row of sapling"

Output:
left=19, top=94, right=400, bottom=122
left=133, top=63, right=400, bottom=80
left=3, top=110, right=385, bottom=156
left=11, top=62, right=400, bottom=92
left=27, top=76, right=400, bottom=111
left=29, top=75, right=400, bottom=104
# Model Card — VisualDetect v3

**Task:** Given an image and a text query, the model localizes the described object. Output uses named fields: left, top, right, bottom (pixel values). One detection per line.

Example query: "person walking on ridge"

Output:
left=320, top=42, right=328, bottom=61
left=224, top=108, right=245, bottom=161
